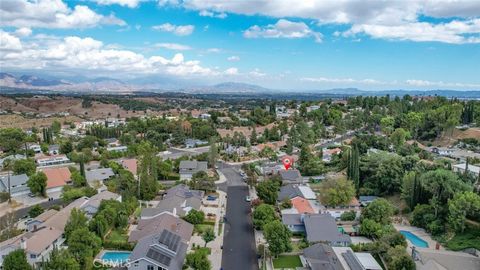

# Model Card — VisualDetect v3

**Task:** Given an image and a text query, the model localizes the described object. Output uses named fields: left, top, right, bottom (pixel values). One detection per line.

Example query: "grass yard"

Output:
left=272, top=255, right=302, bottom=269
left=106, top=229, right=129, bottom=243
left=194, top=224, right=214, bottom=234
left=446, top=228, right=480, bottom=251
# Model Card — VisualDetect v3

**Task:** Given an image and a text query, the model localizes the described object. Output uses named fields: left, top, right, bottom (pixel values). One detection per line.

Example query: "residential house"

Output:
left=278, top=184, right=303, bottom=202
left=304, top=214, right=351, bottom=245
left=430, top=147, right=455, bottom=156
left=279, top=169, right=304, bottom=184
left=106, top=145, right=128, bottom=152
left=0, top=174, right=30, bottom=197
left=185, top=139, right=208, bottom=148
left=36, top=155, right=71, bottom=167
left=282, top=213, right=351, bottom=246
left=26, top=209, right=58, bottom=232
left=85, top=168, right=115, bottom=183
left=28, top=144, right=42, bottom=154
left=80, top=190, right=121, bottom=217
left=179, top=160, right=208, bottom=180
left=325, top=197, right=361, bottom=220
left=129, top=212, right=193, bottom=243
left=128, top=229, right=188, bottom=270
left=302, top=243, right=344, bottom=270
left=322, top=147, right=342, bottom=163
left=0, top=154, right=26, bottom=168
left=0, top=227, right=64, bottom=267
left=48, top=145, right=60, bottom=155
left=105, top=138, right=120, bottom=147
left=40, top=166, right=72, bottom=193
left=291, top=197, right=316, bottom=214
left=162, top=184, right=204, bottom=201
left=121, top=159, right=138, bottom=176
left=140, top=192, right=202, bottom=219
left=452, top=163, right=480, bottom=177
left=359, top=196, right=378, bottom=207
left=413, top=248, right=480, bottom=270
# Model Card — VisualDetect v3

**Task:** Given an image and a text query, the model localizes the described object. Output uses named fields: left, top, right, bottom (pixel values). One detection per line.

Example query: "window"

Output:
left=30, top=254, right=36, bottom=259
left=147, top=266, right=154, bottom=270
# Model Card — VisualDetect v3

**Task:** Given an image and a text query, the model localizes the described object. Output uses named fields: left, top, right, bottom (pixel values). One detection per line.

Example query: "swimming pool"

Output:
left=400, top=230, right=429, bottom=248
left=100, top=251, right=131, bottom=265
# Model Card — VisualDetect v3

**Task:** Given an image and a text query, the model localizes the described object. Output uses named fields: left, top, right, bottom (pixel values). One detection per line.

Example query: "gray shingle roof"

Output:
left=163, top=184, right=204, bottom=200
left=303, top=243, right=345, bottom=270
left=281, top=213, right=303, bottom=226
left=129, top=229, right=188, bottom=270
left=129, top=212, right=193, bottom=243
left=304, top=214, right=351, bottom=244
left=141, top=195, right=202, bottom=218
left=85, top=168, right=115, bottom=182
left=278, top=184, right=302, bottom=201
left=279, top=169, right=302, bottom=182
left=0, top=174, right=29, bottom=194
left=179, top=160, right=208, bottom=173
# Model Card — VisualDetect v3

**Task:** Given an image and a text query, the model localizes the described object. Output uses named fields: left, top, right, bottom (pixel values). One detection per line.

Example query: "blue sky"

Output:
left=1, top=0, right=480, bottom=90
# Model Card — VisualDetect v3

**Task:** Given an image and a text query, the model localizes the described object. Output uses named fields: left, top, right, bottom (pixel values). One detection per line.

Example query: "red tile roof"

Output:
left=41, top=167, right=71, bottom=189
left=122, top=159, right=137, bottom=176
left=291, top=197, right=315, bottom=214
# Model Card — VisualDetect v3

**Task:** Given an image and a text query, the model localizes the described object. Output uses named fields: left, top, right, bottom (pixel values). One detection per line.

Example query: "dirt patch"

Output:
left=0, top=114, right=82, bottom=129
left=427, top=128, right=480, bottom=147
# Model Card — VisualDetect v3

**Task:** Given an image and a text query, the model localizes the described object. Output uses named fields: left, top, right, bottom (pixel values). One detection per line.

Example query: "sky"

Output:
left=0, top=0, right=480, bottom=90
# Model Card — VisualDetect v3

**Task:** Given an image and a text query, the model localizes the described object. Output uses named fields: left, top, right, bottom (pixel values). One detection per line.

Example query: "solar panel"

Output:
left=158, top=230, right=181, bottom=251
left=146, top=248, right=172, bottom=266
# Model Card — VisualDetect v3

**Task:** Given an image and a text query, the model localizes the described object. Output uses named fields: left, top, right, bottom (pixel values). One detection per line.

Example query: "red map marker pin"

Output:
left=282, top=156, right=292, bottom=170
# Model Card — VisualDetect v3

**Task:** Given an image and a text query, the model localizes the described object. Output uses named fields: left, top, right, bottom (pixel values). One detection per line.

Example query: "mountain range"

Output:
left=1, top=72, right=480, bottom=98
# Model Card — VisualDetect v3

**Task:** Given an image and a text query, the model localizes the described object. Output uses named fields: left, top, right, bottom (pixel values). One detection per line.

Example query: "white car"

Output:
left=245, top=196, right=251, bottom=202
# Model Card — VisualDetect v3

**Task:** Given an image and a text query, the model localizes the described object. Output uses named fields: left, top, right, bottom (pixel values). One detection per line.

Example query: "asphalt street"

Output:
left=221, top=185, right=258, bottom=270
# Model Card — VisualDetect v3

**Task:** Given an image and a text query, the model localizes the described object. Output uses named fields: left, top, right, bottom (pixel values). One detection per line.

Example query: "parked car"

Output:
left=245, top=196, right=251, bottom=202
left=207, top=195, right=217, bottom=201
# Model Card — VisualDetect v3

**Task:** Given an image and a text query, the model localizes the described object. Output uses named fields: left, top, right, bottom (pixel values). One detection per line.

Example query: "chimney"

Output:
left=20, top=238, right=27, bottom=249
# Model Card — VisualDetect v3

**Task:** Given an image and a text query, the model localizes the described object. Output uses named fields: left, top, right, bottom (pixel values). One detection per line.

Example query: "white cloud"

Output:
left=162, top=0, right=480, bottom=44
left=0, top=0, right=125, bottom=29
left=154, top=43, right=192, bottom=50
left=199, top=10, right=227, bottom=19
left=0, top=34, right=233, bottom=78
left=0, top=30, right=22, bottom=51
left=152, top=23, right=195, bottom=36
left=14, top=27, right=32, bottom=37
left=206, top=48, right=221, bottom=53
left=249, top=68, right=266, bottom=77
left=224, top=67, right=238, bottom=75
left=344, top=19, right=480, bottom=44
left=96, top=0, right=141, bottom=8
left=244, top=19, right=322, bottom=42
left=227, top=55, right=240, bottom=61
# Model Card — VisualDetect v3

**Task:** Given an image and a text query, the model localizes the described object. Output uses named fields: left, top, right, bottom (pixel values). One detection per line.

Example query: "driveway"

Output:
left=221, top=185, right=258, bottom=270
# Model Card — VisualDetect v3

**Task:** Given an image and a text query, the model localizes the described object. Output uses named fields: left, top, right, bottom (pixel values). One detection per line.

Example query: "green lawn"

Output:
left=106, top=229, right=128, bottom=243
left=446, top=228, right=480, bottom=251
left=272, top=255, right=302, bottom=269
left=194, top=224, right=214, bottom=234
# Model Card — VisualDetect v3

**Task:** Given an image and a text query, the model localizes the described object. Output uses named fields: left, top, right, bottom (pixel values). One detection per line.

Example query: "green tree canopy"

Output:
left=27, top=172, right=47, bottom=196
left=256, top=180, right=280, bottom=205
left=3, top=249, right=32, bottom=270
left=319, top=178, right=355, bottom=206
left=263, top=220, right=292, bottom=257
left=13, top=159, right=36, bottom=176
left=361, top=198, right=394, bottom=225
left=252, top=204, right=277, bottom=230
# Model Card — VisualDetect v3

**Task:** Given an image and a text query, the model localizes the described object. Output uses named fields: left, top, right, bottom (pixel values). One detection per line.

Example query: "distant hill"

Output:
left=1, top=72, right=479, bottom=98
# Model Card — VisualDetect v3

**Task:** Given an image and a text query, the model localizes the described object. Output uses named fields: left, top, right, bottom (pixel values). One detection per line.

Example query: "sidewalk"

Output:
left=189, top=189, right=227, bottom=270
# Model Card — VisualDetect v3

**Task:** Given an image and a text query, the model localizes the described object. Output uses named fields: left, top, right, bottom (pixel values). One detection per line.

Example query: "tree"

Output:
left=420, top=169, right=471, bottom=217
left=51, top=120, right=61, bottom=134
left=13, top=159, right=36, bottom=176
left=252, top=204, right=277, bottom=230
left=390, top=128, right=409, bottom=149
left=27, top=172, right=47, bottom=196
left=59, top=140, right=73, bottom=154
left=250, top=128, right=257, bottom=145
left=359, top=218, right=382, bottom=238
left=184, top=209, right=205, bottom=225
left=386, top=245, right=415, bottom=270
left=380, top=116, right=395, bottom=135
left=189, top=171, right=215, bottom=192
left=43, top=247, right=80, bottom=270
left=64, top=208, right=88, bottom=241
left=202, top=227, right=215, bottom=247
left=138, top=142, right=159, bottom=200
left=361, top=198, right=394, bottom=225
left=2, top=249, right=32, bottom=270
left=347, top=146, right=360, bottom=192
left=185, top=248, right=211, bottom=270
left=28, top=204, right=44, bottom=218
left=319, top=178, right=355, bottom=206
left=208, top=138, right=218, bottom=168
left=340, top=211, right=356, bottom=221
left=67, top=228, right=102, bottom=268
left=448, top=191, right=480, bottom=233
left=0, top=128, right=26, bottom=153
left=256, top=180, right=279, bottom=205
left=71, top=171, right=86, bottom=187
left=263, top=220, right=292, bottom=257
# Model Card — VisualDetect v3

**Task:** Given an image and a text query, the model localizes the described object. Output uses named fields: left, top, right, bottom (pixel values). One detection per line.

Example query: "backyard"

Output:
left=272, top=255, right=302, bottom=269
